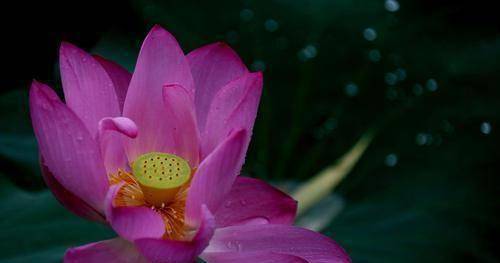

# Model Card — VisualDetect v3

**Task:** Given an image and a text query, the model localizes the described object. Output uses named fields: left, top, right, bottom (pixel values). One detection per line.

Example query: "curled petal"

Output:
left=203, top=224, right=351, bottom=263
left=105, top=184, right=165, bottom=241
left=185, top=129, right=247, bottom=225
left=135, top=205, right=215, bottom=263
left=29, top=81, right=108, bottom=212
left=98, top=117, right=138, bottom=174
left=99, top=117, right=138, bottom=139
left=59, top=42, right=121, bottom=136
left=187, top=42, right=248, bottom=130
left=214, top=176, right=297, bottom=228
left=64, top=238, right=147, bottom=263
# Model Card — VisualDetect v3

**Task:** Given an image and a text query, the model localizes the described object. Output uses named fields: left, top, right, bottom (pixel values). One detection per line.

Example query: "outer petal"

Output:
left=94, top=55, right=132, bottom=112
left=214, top=176, right=297, bottom=228
left=64, top=238, right=148, bottom=263
left=161, top=84, right=200, bottom=166
left=187, top=42, right=248, bottom=130
left=135, top=205, right=215, bottom=263
left=98, top=117, right=138, bottom=173
left=203, top=224, right=351, bottom=263
left=40, top=160, right=106, bottom=223
left=59, top=42, right=121, bottom=135
left=123, top=25, right=194, bottom=161
left=105, top=184, right=165, bottom=241
left=30, top=81, right=108, bottom=211
left=202, top=72, right=262, bottom=158
left=202, top=252, right=307, bottom=263
left=185, top=129, right=247, bottom=225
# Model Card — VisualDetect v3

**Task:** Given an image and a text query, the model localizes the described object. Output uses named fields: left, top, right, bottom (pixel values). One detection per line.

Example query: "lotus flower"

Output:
left=29, top=25, right=350, bottom=263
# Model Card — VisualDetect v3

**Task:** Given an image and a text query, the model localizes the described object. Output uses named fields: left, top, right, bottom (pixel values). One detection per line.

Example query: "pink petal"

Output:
left=203, top=224, right=351, bottom=263
left=185, top=129, right=247, bottom=225
left=187, top=42, right=248, bottom=131
left=123, top=25, right=194, bottom=160
left=98, top=117, right=138, bottom=173
left=59, top=42, right=121, bottom=136
left=94, top=55, right=132, bottom=112
left=64, top=238, right=148, bottom=263
left=161, top=84, right=200, bottom=166
left=105, top=184, right=165, bottom=241
left=202, top=72, right=262, bottom=158
left=40, top=159, right=106, bottom=223
left=202, top=252, right=307, bottom=263
left=30, top=81, right=108, bottom=212
left=214, top=176, right=297, bottom=228
left=135, top=205, right=215, bottom=263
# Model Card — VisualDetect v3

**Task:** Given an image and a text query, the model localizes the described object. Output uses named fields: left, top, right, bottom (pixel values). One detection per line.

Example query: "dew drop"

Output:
left=225, top=240, right=242, bottom=251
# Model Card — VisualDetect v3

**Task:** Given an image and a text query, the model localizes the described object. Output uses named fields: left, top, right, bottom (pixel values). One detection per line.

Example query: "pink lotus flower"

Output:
left=30, top=25, right=350, bottom=263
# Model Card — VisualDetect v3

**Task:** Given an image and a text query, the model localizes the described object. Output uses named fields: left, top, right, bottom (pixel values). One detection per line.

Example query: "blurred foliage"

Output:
left=0, top=0, right=499, bottom=262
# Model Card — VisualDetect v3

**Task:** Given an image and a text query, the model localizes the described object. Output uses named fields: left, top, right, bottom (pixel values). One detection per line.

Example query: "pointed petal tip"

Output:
left=148, top=24, right=173, bottom=38
left=29, top=81, right=59, bottom=105
left=59, top=41, right=80, bottom=56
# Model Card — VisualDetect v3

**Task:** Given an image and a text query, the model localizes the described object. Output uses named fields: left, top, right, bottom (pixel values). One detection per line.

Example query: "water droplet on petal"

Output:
left=226, top=240, right=243, bottom=251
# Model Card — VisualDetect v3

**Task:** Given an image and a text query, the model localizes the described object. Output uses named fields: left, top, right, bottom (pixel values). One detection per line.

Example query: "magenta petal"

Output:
left=123, top=25, right=194, bottom=160
left=185, top=129, right=247, bottom=225
left=94, top=55, right=132, bottom=112
left=161, top=84, right=200, bottom=166
left=99, top=117, right=138, bottom=138
left=40, top=160, right=106, bottom=223
left=203, top=224, right=351, bottom=263
left=59, top=42, right=121, bottom=135
left=202, top=72, right=263, bottom=158
left=30, top=81, right=108, bottom=211
left=214, top=176, right=297, bottom=228
left=135, top=205, right=215, bottom=263
left=64, top=238, right=148, bottom=263
left=105, top=184, right=165, bottom=241
left=98, top=117, right=138, bottom=173
left=187, top=42, right=248, bottom=130
left=202, top=252, right=307, bottom=263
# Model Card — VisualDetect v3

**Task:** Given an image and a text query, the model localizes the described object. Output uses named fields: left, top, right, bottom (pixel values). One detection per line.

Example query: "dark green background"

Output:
left=0, top=0, right=499, bottom=262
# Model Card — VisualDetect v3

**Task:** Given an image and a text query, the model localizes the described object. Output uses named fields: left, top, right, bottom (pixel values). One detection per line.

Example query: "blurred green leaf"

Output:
left=0, top=178, right=114, bottom=263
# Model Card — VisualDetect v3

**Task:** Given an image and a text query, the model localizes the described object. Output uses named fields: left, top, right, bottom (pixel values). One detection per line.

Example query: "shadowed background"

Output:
left=0, top=0, right=499, bottom=262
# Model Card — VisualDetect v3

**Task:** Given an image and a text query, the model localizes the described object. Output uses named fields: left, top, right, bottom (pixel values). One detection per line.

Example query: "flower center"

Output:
left=109, top=152, right=193, bottom=240
left=131, top=152, right=191, bottom=207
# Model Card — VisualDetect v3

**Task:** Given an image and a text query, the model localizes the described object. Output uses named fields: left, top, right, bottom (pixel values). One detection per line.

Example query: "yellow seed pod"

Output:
left=132, top=152, right=191, bottom=206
